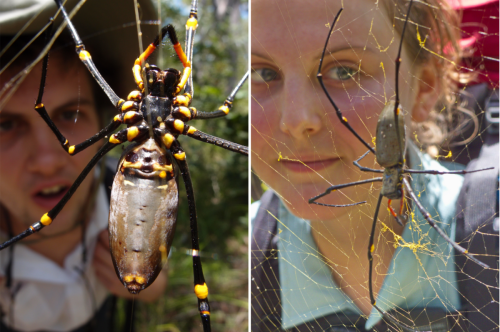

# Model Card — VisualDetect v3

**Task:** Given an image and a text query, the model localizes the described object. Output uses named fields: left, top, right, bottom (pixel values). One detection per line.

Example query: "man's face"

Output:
left=0, top=55, right=101, bottom=236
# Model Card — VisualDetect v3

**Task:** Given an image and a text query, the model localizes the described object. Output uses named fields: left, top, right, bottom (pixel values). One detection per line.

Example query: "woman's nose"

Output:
left=278, top=77, right=323, bottom=139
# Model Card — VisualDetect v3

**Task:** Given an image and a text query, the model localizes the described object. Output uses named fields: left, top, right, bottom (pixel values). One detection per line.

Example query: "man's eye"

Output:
left=251, top=68, right=279, bottom=83
left=60, top=110, right=79, bottom=122
left=327, top=67, right=356, bottom=81
left=0, top=119, right=16, bottom=133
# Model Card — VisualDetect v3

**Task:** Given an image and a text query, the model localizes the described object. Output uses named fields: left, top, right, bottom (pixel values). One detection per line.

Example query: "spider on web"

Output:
left=0, top=0, right=248, bottom=331
left=309, top=2, right=494, bottom=331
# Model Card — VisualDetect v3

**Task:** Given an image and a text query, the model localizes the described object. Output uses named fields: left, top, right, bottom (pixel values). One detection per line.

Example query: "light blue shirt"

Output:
left=251, top=144, right=463, bottom=330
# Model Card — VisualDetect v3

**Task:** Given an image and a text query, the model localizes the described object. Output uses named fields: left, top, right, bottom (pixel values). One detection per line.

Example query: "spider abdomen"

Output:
left=376, top=100, right=406, bottom=168
left=109, top=139, right=178, bottom=294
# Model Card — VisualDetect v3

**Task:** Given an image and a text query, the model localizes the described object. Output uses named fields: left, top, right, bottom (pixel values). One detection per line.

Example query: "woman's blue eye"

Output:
left=251, top=68, right=279, bottom=83
left=328, top=67, right=356, bottom=81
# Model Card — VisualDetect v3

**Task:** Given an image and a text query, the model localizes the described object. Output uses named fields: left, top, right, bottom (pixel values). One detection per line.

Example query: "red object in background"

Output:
left=447, top=0, right=499, bottom=88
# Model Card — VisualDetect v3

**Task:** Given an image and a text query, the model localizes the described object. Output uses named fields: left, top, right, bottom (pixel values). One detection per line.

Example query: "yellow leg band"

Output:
left=173, top=120, right=185, bottom=133
left=174, top=152, right=186, bottom=160
left=177, top=67, right=192, bottom=93
left=194, top=283, right=208, bottom=299
left=162, top=133, right=175, bottom=148
left=127, top=126, right=139, bottom=141
left=41, top=213, right=52, bottom=226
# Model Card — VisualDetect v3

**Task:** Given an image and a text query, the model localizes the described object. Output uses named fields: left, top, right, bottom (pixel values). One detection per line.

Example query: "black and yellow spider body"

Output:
left=309, top=2, right=492, bottom=331
left=0, top=0, right=248, bottom=330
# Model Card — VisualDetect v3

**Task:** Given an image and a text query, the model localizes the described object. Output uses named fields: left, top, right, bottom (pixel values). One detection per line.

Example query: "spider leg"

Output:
left=317, top=8, right=375, bottom=155
left=0, top=138, right=121, bottom=250
left=392, top=0, right=414, bottom=164
left=171, top=141, right=212, bottom=332
left=403, top=166, right=494, bottom=175
left=54, top=0, right=123, bottom=108
left=368, top=194, right=418, bottom=332
left=353, top=150, right=384, bottom=173
left=193, top=72, right=249, bottom=119
left=402, top=177, right=490, bottom=269
left=133, top=24, right=193, bottom=94
left=183, top=125, right=248, bottom=155
left=309, top=177, right=382, bottom=207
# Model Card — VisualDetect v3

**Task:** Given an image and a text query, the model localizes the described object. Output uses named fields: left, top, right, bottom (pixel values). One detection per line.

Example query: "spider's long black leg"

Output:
left=402, top=177, right=490, bottom=269
left=34, top=39, right=128, bottom=155
left=53, top=0, right=122, bottom=108
left=172, top=141, right=211, bottom=332
left=183, top=126, right=248, bottom=155
left=403, top=166, right=494, bottom=175
left=317, top=8, right=375, bottom=155
left=309, top=177, right=382, bottom=207
left=353, top=150, right=384, bottom=173
left=368, top=194, right=417, bottom=332
left=393, top=0, right=414, bottom=163
left=192, top=71, right=249, bottom=119
left=0, top=138, right=122, bottom=250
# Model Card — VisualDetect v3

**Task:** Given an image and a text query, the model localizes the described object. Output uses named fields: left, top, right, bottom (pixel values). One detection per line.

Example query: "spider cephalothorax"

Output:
left=144, top=65, right=181, bottom=97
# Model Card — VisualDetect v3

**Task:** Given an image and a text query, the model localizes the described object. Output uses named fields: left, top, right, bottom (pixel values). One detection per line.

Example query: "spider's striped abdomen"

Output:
left=108, top=138, right=178, bottom=294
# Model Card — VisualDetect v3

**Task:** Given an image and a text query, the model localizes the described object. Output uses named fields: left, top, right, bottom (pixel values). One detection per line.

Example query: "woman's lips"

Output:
left=280, top=158, right=339, bottom=173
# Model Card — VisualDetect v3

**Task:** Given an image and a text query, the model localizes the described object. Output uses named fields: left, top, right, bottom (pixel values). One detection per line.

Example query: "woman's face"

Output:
left=251, top=0, right=420, bottom=221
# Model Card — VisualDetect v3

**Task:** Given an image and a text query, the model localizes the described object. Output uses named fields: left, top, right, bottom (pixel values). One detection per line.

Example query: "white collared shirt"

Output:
left=0, top=185, right=109, bottom=331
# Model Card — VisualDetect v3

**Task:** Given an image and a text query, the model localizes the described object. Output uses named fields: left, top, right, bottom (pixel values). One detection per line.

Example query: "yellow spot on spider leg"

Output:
left=162, top=133, right=175, bottom=148
left=178, top=107, right=191, bottom=119
left=127, top=126, right=139, bottom=141
left=201, top=311, right=210, bottom=315
left=124, top=112, right=137, bottom=122
left=174, top=152, right=186, bottom=160
left=127, top=90, right=142, bottom=101
left=187, top=126, right=197, bottom=134
left=173, top=119, right=185, bottom=133
left=35, top=103, right=44, bottom=109
left=186, top=17, right=198, bottom=29
left=68, top=146, right=75, bottom=155
left=342, top=116, right=348, bottom=122
left=41, top=213, right=52, bottom=226
left=219, top=105, right=229, bottom=115
left=79, top=50, right=91, bottom=61
left=370, top=244, right=375, bottom=253
left=194, top=283, right=208, bottom=299
left=109, top=135, right=121, bottom=144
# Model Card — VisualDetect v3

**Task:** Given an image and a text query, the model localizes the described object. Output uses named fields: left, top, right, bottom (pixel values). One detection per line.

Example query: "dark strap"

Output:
left=455, top=131, right=499, bottom=332
left=251, top=190, right=281, bottom=331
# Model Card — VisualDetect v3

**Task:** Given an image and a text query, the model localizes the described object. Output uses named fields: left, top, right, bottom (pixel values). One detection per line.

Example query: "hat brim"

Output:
left=1, top=0, right=160, bottom=95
